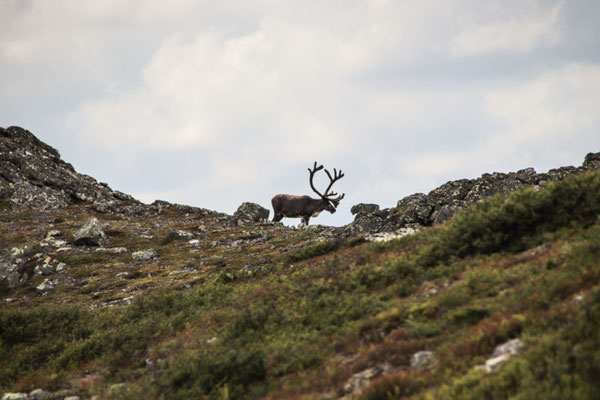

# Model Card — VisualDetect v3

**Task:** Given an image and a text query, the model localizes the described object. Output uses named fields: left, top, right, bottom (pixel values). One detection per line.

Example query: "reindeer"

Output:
left=272, top=162, right=345, bottom=225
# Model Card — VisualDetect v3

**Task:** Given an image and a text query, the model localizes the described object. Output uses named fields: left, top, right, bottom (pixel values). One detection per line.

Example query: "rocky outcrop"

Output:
left=0, top=126, right=136, bottom=210
left=233, top=202, right=270, bottom=225
left=0, top=126, right=233, bottom=219
left=344, top=152, right=600, bottom=236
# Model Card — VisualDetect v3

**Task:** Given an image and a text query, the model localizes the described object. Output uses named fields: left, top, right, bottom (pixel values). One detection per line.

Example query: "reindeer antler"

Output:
left=308, top=162, right=345, bottom=206
left=308, top=162, right=326, bottom=198
left=323, top=168, right=344, bottom=198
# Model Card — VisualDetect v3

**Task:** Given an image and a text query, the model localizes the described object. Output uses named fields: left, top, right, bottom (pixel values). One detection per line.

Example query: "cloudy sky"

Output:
left=1, top=0, right=599, bottom=226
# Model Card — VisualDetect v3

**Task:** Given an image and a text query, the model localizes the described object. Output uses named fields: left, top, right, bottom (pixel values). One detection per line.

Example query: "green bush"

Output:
left=283, top=240, right=341, bottom=263
left=419, top=171, right=600, bottom=267
left=154, top=348, right=267, bottom=399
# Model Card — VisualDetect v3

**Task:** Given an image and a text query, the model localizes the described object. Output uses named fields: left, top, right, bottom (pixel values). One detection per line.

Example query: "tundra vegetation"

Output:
left=1, top=171, right=600, bottom=399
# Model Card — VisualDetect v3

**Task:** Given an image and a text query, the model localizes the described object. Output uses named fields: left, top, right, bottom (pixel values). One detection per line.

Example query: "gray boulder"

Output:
left=132, top=249, right=158, bottom=262
left=73, top=218, right=107, bottom=246
left=583, top=152, right=600, bottom=170
left=1, top=393, right=29, bottom=400
left=350, top=203, right=380, bottom=216
left=410, top=350, right=437, bottom=369
left=233, top=202, right=270, bottom=225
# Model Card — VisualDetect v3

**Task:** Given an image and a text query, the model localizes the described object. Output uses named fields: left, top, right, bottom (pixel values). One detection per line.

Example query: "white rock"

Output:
left=1, top=393, right=28, bottom=400
left=29, top=388, right=52, bottom=399
left=491, top=338, right=524, bottom=358
left=95, top=247, right=128, bottom=254
left=132, top=249, right=158, bottom=262
left=410, top=350, right=437, bottom=369
left=478, top=338, right=525, bottom=373
left=45, top=230, right=62, bottom=239
left=36, top=279, right=54, bottom=291
left=173, top=230, right=194, bottom=240
left=365, top=227, right=416, bottom=242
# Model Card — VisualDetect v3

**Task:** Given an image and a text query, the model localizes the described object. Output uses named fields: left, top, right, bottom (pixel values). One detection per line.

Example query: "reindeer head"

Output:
left=308, top=162, right=345, bottom=214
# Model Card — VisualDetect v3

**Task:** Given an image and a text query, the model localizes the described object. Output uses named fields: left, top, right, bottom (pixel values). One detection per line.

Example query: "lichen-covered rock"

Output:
left=350, top=203, right=380, bottom=216
left=0, top=126, right=137, bottom=210
left=410, top=350, right=437, bottom=369
left=344, top=152, right=600, bottom=236
left=337, top=363, right=393, bottom=397
left=1, top=393, right=29, bottom=400
left=73, top=218, right=107, bottom=246
left=132, top=249, right=158, bottom=262
left=233, top=202, right=270, bottom=225
left=583, top=151, right=600, bottom=170
left=478, top=338, right=525, bottom=373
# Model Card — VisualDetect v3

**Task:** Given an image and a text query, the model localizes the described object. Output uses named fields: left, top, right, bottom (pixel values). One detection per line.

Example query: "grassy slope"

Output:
left=1, top=171, right=599, bottom=399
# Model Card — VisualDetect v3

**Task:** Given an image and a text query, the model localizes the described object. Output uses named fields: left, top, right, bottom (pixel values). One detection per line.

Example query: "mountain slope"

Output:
left=1, top=127, right=599, bottom=400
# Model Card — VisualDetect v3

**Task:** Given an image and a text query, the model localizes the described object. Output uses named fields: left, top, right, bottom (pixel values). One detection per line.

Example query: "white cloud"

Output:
left=449, top=1, right=563, bottom=57
left=484, top=63, right=600, bottom=159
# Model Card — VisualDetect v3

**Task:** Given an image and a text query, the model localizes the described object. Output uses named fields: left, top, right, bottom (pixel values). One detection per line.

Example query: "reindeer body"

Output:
left=271, top=162, right=344, bottom=226
left=271, top=194, right=334, bottom=225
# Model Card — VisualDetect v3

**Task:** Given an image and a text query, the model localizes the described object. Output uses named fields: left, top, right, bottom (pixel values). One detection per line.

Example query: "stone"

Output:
left=95, top=247, right=128, bottom=254
left=583, top=151, right=600, bottom=170
left=132, top=249, right=158, bottom=262
left=516, top=168, right=538, bottom=184
left=29, top=388, right=52, bottom=399
left=34, top=262, right=54, bottom=275
left=490, top=338, right=524, bottom=359
left=173, top=230, right=194, bottom=240
left=45, top=230, right=62, bottom=239
left=6, top=272, right=22, bottom=288
left=350, top=203, right=380, bottom=216
left=1, top=393, right=28, bottom=400
left=365, top=227, right=416, bottom=242
left=410, top=350, right=437, bottom=369
left=338, top=363, right=392, bottom=397
left=233, top=202, right=270, bottom=225
left=478, top=338, right=525, bottom=373
left=73, top=218, right=107, bottom=246
left=36, top=278, right=54, bottom=291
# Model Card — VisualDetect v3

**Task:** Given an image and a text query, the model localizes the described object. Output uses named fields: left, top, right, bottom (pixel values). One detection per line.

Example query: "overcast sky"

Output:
left=1, top=0, right=599, bottom=226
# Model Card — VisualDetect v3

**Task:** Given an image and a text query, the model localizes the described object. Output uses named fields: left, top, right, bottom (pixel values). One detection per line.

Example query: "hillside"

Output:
left=1, top=127, right=600, bottom=400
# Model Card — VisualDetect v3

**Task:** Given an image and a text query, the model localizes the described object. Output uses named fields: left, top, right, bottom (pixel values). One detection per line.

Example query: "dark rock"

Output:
left=233, top=202, right=270, bottom=225
left=464, top=173, right=524, bottom=203
left=350, top=203, right=380, bottom=216
left=73, top=218, right=107, bottom=246
left=397, top=193, right=432, bottom=225
left=344, top=151, right=600, bottom=236
left=516, top=167, right=538, bottom=184
left=583, top=152, right=600, bottom=170
left=0, top=126, right=138, bottom=210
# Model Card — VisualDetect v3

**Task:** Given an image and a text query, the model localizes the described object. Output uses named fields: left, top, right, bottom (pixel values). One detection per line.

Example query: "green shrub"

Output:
left=419, top=171, right=600, bottom=267
left=154, top=348, right=267, bottom=399
left=283, top=240, right=341, bottom=263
